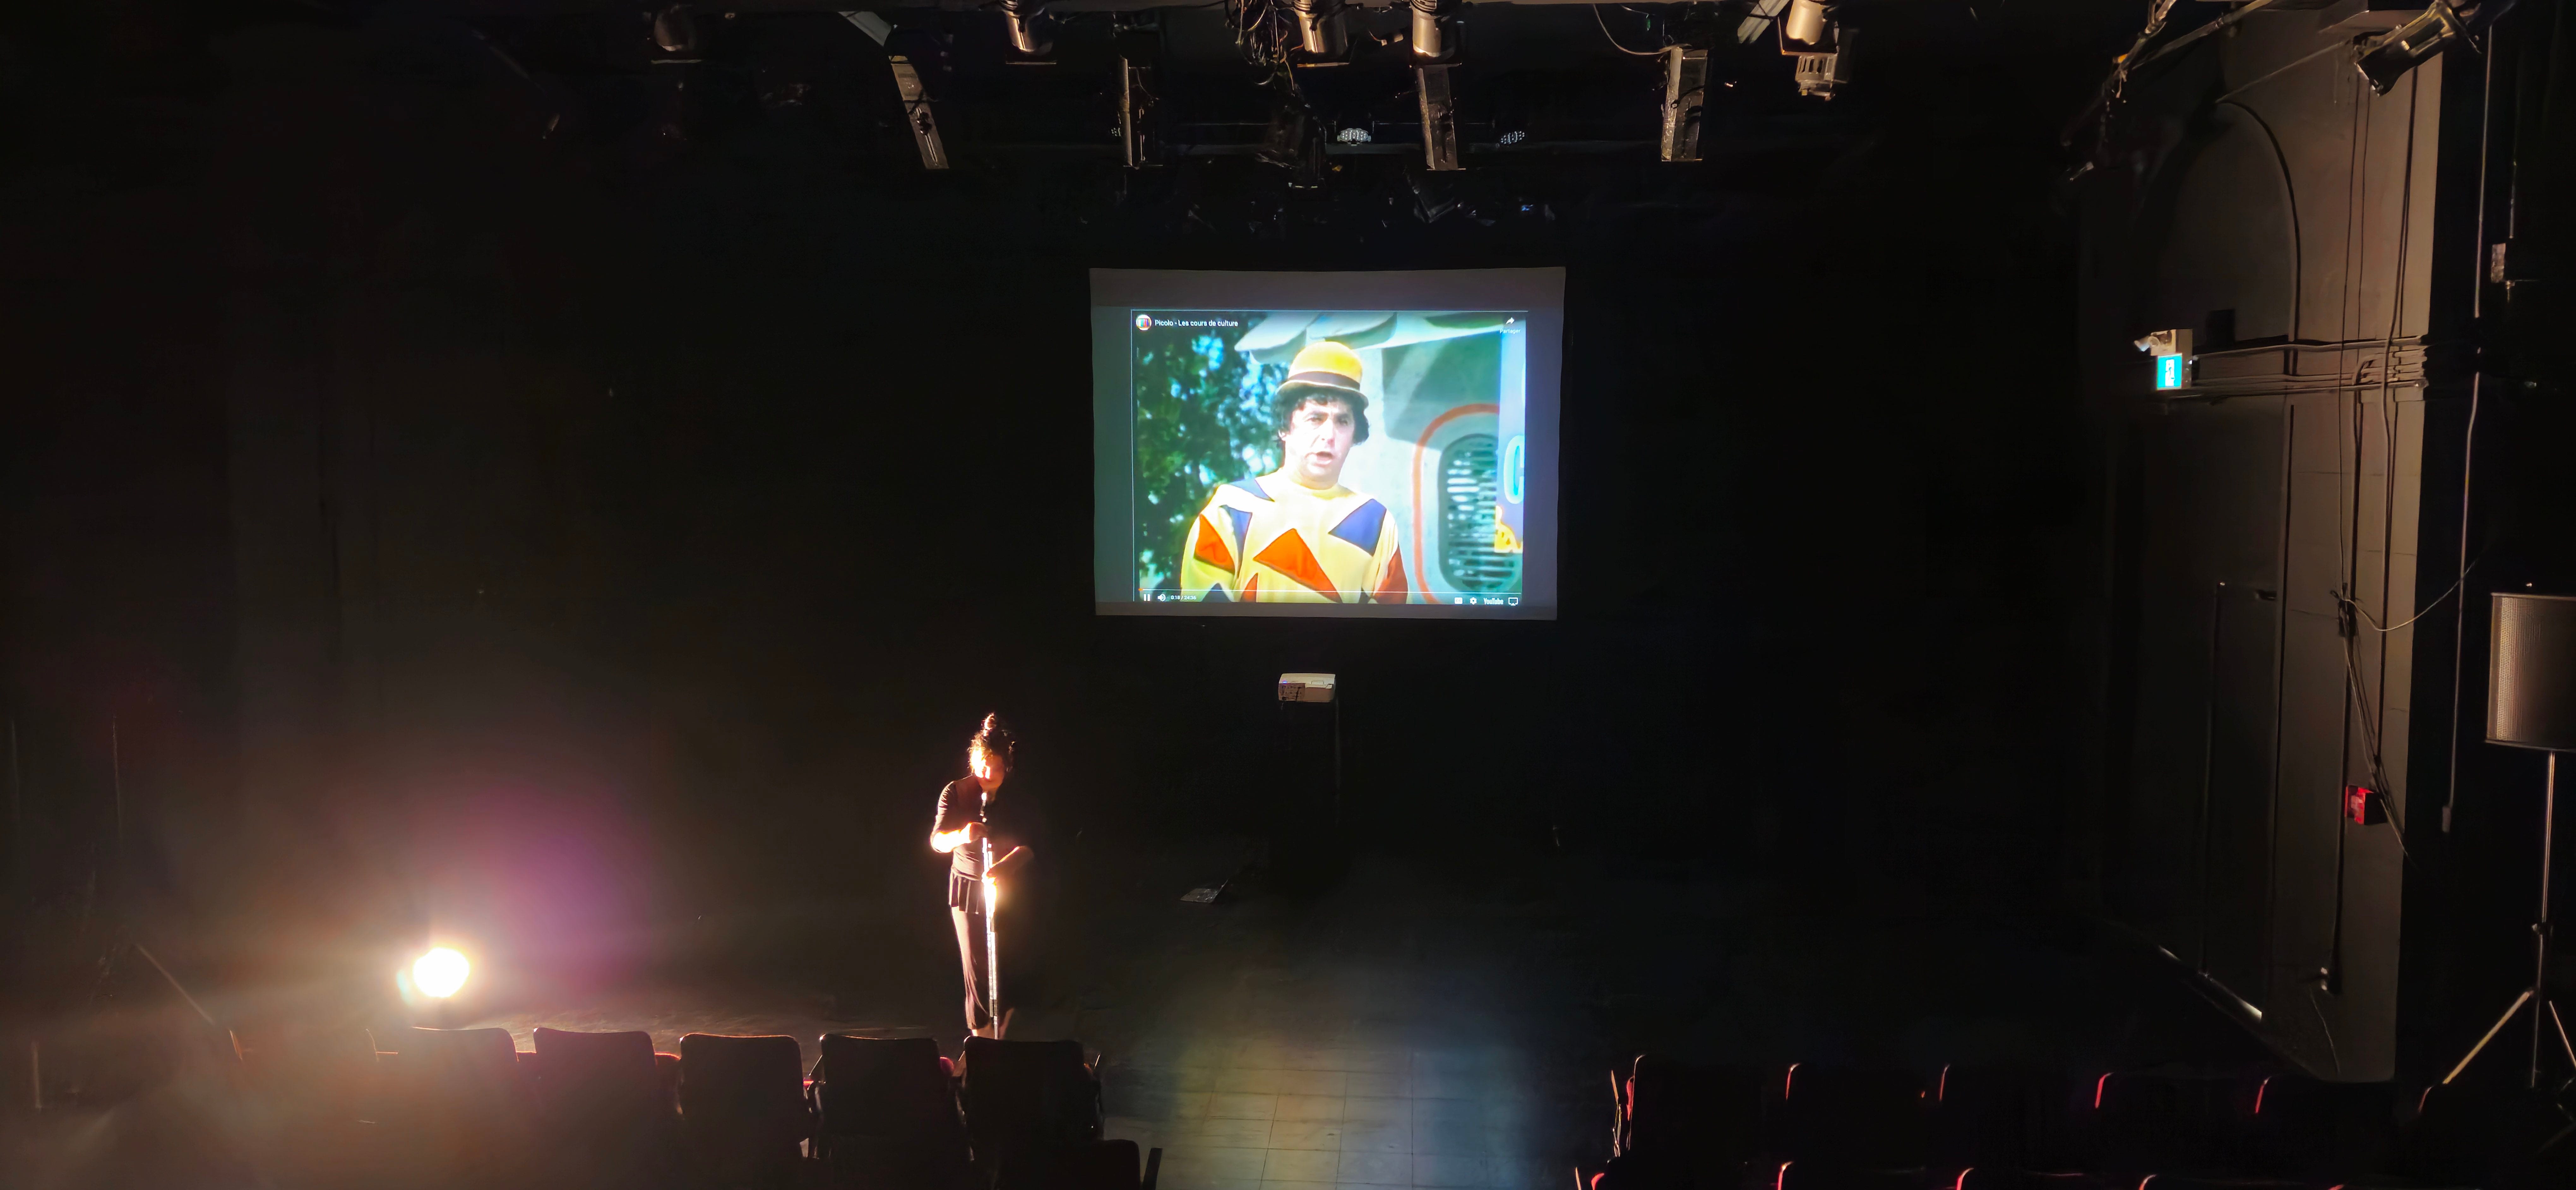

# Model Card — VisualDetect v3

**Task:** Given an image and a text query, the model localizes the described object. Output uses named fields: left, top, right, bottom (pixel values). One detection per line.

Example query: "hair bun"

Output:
left=970, top=713, right=1017, bottom=762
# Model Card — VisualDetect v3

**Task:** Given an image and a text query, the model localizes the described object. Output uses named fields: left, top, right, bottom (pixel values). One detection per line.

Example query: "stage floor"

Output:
left=1061, top=856, right=1597, bottom=1190
left=471, top=841, right=1604, bottom=1190
left=458, top=832, right=2267, bottom=1190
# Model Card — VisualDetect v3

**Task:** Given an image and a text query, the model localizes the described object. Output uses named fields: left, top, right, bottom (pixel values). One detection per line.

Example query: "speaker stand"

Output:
left=2443, top=753, right=2576, bottom=1089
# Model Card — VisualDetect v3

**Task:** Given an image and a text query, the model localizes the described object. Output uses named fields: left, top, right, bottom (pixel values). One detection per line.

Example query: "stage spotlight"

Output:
left=2355, top=1, right=2465, bottom=96
left=1783, top=0, right=1828, bottom=45
left=999, top=0, right=1052, bottom=58
left=1290, top=0, right=1349, bottom=60
left=651, top=5, right=699, bottom=56
left=1778, top=0, right=1847, bottom=100
left=412, top=947, right=472, bottom=999
left=1411, top=0, right=1459, bottom=60
left=1792, top=46, right=1849, bottom=99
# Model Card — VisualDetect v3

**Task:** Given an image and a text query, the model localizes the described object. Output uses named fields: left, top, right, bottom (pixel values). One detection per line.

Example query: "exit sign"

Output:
left=2155, top=355, right=2189, bottom=391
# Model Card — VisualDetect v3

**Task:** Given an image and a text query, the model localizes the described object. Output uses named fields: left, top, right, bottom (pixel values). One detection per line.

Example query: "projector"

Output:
left=1278, top=673, right=1338, bottom=703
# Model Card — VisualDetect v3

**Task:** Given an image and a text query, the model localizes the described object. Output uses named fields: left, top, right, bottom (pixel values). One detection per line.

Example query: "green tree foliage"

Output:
left=1132, top=319, right=1284, bottom=593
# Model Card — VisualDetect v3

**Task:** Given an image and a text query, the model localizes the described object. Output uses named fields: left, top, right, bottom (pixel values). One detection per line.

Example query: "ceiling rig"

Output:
left=727, top=3, right=1824, bottom=173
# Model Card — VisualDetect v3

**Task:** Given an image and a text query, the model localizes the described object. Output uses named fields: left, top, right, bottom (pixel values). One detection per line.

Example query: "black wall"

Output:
left=1, top=5, right=2114, bottom=1009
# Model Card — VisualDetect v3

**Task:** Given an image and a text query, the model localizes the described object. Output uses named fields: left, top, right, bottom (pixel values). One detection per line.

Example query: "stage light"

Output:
left=1411, top=0, right=1459, bottom=60
left=1782, top=0, right=1828, bottom=45
left=1290, top=0, right=1349, bottom=59
left=1778, top=0, right=1847, bottom=100
left=1000, top=0, right=1052, bottom=58
left=2355, top=1, right=2466, bottom=96
left=412, top=947, right=471, bottom=999
left=2133, top=329, right=2192, bottom=356
left=651, top=5, right=699, bottom=56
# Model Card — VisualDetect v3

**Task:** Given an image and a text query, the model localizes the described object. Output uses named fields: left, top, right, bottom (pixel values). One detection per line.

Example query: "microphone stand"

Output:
left=982, top=834, right=1001, bottom=1039
left=2442, top=752, right=2576, bottom=1089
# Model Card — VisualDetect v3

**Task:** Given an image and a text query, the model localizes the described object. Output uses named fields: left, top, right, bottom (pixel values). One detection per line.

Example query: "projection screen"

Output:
left=1092, top=268, right=1561, bottom=619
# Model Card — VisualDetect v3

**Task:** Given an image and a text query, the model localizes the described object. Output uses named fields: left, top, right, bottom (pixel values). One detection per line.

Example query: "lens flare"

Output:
left=412, top=947, right=471, bottom=998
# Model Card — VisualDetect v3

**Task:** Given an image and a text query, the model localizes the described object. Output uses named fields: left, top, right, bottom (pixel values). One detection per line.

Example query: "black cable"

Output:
left=2321, top=66, right=2426, bottom=888
left=2308, top=985, right=2344, bottom=1077
left=2352, top=551, right=2483, bottom=634
left=2334, top=618, right=2416, bottom=868
left=1590, top=5, right=1667, bottom=57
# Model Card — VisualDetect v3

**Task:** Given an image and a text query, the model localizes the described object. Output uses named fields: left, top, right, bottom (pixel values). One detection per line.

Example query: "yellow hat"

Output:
left=1282, top=340, right=1365, bottom=398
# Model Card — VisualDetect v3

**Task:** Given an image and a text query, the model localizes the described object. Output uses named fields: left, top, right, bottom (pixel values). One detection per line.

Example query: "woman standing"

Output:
left=929, top=714, right=1029, bottom=1038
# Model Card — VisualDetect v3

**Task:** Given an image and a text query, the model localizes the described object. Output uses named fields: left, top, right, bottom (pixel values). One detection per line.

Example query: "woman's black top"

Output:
left=934, top=777, right=1001, bottom=909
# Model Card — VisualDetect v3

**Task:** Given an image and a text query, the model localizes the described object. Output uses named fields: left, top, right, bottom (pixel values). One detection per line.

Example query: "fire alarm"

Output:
left=2345, top=785, right=2387, bottom=826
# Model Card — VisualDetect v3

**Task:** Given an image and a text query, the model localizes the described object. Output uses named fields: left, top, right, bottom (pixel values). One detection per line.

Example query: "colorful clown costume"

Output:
left=1178, top=470, right=1410, bottom=604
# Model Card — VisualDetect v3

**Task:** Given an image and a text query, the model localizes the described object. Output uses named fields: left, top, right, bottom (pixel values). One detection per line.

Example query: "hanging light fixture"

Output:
left=1411, top=0, right=1459, bottom=60
left=1289, top=0, right=1349, bottom=60
left=2354, top=1, right=2467, bottom=95
left=1779, top=0, right=1848, bottom=99
left=651, top=4, right=698, bottom=56
left=999, top=0, right=1052, bottom=57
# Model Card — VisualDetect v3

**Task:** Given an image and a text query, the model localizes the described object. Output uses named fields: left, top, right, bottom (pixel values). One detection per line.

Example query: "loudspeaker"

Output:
left=2489, top=593, right=2576, bottom=752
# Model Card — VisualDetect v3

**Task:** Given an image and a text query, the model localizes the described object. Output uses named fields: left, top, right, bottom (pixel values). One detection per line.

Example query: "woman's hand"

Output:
left=962, top=821, right=987, bottom=842
left=988, top=845, right=1030, bottom=876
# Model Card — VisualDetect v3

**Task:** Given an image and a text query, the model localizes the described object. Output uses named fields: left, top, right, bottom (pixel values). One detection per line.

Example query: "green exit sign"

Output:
left=2155, top=355, right=2189, bottom=390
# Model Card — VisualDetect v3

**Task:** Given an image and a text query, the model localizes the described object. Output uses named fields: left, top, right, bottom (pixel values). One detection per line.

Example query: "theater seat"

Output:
left=403, top=1025, right=524, bottom=1103
left=815, top=1034, right=969, bottom=1189
left=250, top=1026, right=388, bottom=1185
left=1602, top=1055, right=1762, bottom=1190
left=1772, top=1065, right=1927, bottom=1167
left=1054, top=1135, right=1148, bottom=1190
left=1619, top=1055, right=1762, bottom=1164
left=386, top=1027, right=538, bottom=1190
left=678, top=1032, right=809, bottom=1188
left=531, top=1026, right=682, bottom=1189
left=1928, top=1064, right=2078, bottom=1172
left=2110, top=1178, right=2322, bottom=1190
left=2232, top=1072, right=2391, bottom=1181
left=1767, top=1160, right=1920, bottom=1190
left=2084, top=1070, right=2236, bottom=1175
left=959, top=1037, right=1103, bottom=1190
left=1945, top=1170, right=2105, bottom=1190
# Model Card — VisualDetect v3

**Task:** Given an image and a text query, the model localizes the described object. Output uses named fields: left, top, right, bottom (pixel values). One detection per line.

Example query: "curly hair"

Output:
left=1271, top=386, right=1372, bottom=447
left=968, top=713, right=1017, bottom=769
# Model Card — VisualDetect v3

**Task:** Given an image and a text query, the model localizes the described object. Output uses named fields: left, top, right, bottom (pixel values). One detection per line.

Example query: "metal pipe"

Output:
left=983, top=836, right=1001, bottom=1035
left=2536, top=753, right=2556, bottom=1088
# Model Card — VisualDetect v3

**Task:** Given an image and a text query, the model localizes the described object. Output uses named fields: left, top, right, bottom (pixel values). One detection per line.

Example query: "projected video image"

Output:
left=1131, top=310, right=1526, bottom=606
left=1093, top=270, right=1559, bottom=619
